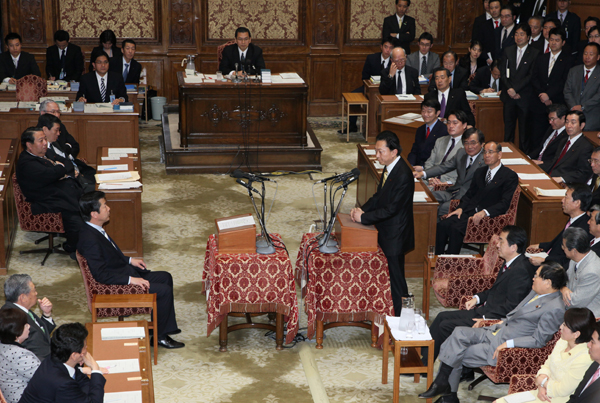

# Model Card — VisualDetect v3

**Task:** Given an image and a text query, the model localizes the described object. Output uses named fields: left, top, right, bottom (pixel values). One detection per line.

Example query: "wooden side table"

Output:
left=92, top=294, right=159, bottom=364
left=341, top=93, right=368, bottom=142
left=422, top=255, right=436, bottom=320
left=382, top=319, right=434, bottom=403
left=219, top=312, right=285, bottom=352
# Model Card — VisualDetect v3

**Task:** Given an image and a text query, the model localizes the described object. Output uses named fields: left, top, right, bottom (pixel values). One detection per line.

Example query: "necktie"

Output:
left=466, top=156, right=473, bottom=171
left=502, top=264, right=507, bottom=273
left=396, top=71, right=403, bottom=94
left=27, top=311, right=45, bottom=333
left=441, top=138, right=455, bottom=163
left=13, top=58, right=17, bottom=68
left=381, top=168, right=388, bottom=186
left=486, top=169, right=492, bottom=184
left=426, top=126, right=430, bottom=139
left=492, top=79, right=498, bottom=91
left=502, top=28, right=508, bottom=47
left=450, top=72, right=454, bottom=88
left=100, top=77, right=106, bottom=102
left=594, top=176, right=600, bottom=192
left=565, top=220, right=572, bottom=230
left=583, top=367, right=600, bottom=392
left=526, top=294, right=540, bottom=305
left=545, top=44, right=550, bottom=54
left=585, top=70, right=590, bottom=84
left=549, top=140, right=571, bottom=174
left=240, top=53, right=246, bottom=65
left=60, top=50, right=66, bottom=79
left=516, top=48, right=523, bottom=68
left=560, top=13, right=564, bottom=24
left=591, top=239, right=596, bottom=247
left=421, top=56, right=427, bottom=76
left=548, top=55, right=556, bottom=76
left=538, top=130, right=558, bottom=160
left=495, top=20, right=499, bottom=29
left=381, top=60, right=385, bottom=71
left=101, top=229, right=118, bottom=249
left=440, top=93, right=446, bottom=118
left=123, top=63, right=129, bottom=83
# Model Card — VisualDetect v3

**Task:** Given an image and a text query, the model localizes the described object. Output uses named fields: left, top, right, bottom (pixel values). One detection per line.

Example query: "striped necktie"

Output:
left=100, top=77, right=106, bottom=102
left=123, top=63, right=129, bottom=83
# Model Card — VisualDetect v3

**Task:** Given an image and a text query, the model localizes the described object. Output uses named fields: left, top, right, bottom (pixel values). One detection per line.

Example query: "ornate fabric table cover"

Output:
left=202, top=234, right=299, bottom=344
left=294, top=233, right=394, bottom=339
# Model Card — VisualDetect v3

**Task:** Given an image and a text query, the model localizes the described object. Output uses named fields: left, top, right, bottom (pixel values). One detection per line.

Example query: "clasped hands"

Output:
left=350, top=208, right=363, bottom=223
left=129, top=259, right=150, bottom=289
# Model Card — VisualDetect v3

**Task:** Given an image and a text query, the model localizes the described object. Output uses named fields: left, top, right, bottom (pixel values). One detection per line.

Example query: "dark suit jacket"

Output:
left=379, top=65, right=421, bottom=96
left=361, top=157, right=415, bottom=256
left=474, top=254, right=535, bottom=318
left=407, top=120, right=448, bottom=166
left=89, top=45, right=122, bottom=72
left=540, top=135, right=594, bottom=183
left=590, top=174, right=600, bottom=206
left=218, top=43, right=266, bottom=75
left=518, top=0, right=547, bottom=19
left=18, top=356, right=105, bottom=403
left=428, top=65, right=469, bottom=92
left=0, top=51, right=41, bottom=82
left=15, top=151, right=82, bottom=215
left=592, top=239, right=600, bottom=258
left=547, top=11, right=581, bottom=53
left=57, top=122, right=80, bottom=158
left=76, top=71, right=128, bottom=103
left=530, top=51, right=571, bottom=113
left=381, top=14, right=416, bottom=55
left=46, top=141, right=95, bottom=183
left=495, top=25, right=516, bottom=60
left=540, top=214, right=589, bottom=269
left=45, top=44, right=84, bottom=81
left=362, top=52, right=388, bottom=81
left=469, top=66, right=502, bottom=94
left=109, top=57, right=142, bottom=84
left=0, top=301, right=54, bottom=361
left=528, top=127, right=567, bottom=163
left=566, top=362, right=600, bottom=403
left=472, top=13, right=489, bottom=44
left=458, top=164, right=519, bottom=217
left=477, top=19, right=502, bottom=61
left=424, top=88, right=476, bottom=126
left=499, top=44, right=540, bottom=103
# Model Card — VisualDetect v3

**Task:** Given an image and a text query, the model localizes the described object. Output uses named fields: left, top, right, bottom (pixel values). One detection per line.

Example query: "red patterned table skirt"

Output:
left=202, top=234, right=299, bottom=344
left=294, top=233, right=394, bottom=339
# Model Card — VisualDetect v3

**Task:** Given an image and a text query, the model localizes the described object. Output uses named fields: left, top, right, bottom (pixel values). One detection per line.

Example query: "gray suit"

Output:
left=564, top=65, right=600, bottom=131
left=424, top=135, right=464, bottom=185
left=406, top=51, right=440, bottom=77
left=426, top=148, right=485, bottom=216
left=439, top=290, right=565, bottom=391
left=566, top=252, right=600, bottom=318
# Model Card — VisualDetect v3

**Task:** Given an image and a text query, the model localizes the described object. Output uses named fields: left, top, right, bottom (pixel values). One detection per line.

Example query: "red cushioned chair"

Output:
left=217, top=40, right=236, bottom=65
left=16, top=74, right=47, bottom=102
left=12, top=174, right=68, bottom=265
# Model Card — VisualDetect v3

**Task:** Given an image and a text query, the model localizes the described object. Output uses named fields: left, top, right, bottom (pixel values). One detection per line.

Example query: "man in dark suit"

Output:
left=379, top=47, right=421, bottom=96
left=499, top=23, right=540, bottom=152
left=532, top=18, right=560, bottom=53
left=350, top=131, right=414, bottom=315
left=76, top=52, right=128, bottom=104
left=564, top=43, right=600, bottom=132
left=1, top=274, right=56, bottom=360
left=0, top=32, right=41, bottom=84
left=77, top=191, right=184, bottom=349
left=494, top=5, right=517, bottom=60
left=381, top=0, right=415, bottom=55
left=407, top=99, right=447, bottom=167
left=39, top=100, right=80, bottom=158
left=588, top=204, right=600, bottom=257
left=541, top=110, right=594, bottom=184
left=18, top=323, right=105, bottom=403
left=477, top=0, right=502, bottom=64
left=546, top=0, right=581, bottom=55
left=406, top=32, right=440, bottom=79
left=528, top=15, right=544, bottom=44
left=425, top=67, right=476, bottom=126
left=529, top=103, right=568, bottom=165
left=16, top=127, right=83, bottom=254
left=420, top=262, right=566, bottom=403
left=435, top=141, right=519, bottom=254
left=472, top=0, right=491, bottom=44
left=469, top=59, right=502, bottom=94
left=589, top=147, right=600, bottom=206
left=45, top=30, right=83, bottom=82
left=529, top=183, right=591, bottom=269
left=565, top=321, right=600, bottom=403
left=109, top=39, right=142, bottom=84
left=428, top=51, right=469, bottom=92
left=219, top=27, right=266, bottom=75
left=530, top=28, right=571, bottom=148
left=574, top=17, right=600, bottom=66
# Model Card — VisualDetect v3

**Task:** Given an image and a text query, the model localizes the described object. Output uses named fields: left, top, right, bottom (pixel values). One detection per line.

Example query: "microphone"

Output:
left=236, top=178, right=260, bottom=194
left=232, top=169, right=272, bottom=182
left=335, top=170, right=360, bottom=190
left=315, top=168, right=360, bottom=184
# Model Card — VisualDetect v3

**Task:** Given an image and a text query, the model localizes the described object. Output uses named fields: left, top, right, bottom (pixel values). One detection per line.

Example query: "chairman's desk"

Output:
left=0, top=90, right=138, bottom=105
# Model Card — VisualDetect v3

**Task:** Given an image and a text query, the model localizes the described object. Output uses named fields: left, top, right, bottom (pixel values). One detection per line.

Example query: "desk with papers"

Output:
left=0, top=87, right=138, bottom=105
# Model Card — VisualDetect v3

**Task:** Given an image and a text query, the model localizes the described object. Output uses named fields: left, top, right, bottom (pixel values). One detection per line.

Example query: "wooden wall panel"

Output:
left=341, top=60, right=365, bottom=94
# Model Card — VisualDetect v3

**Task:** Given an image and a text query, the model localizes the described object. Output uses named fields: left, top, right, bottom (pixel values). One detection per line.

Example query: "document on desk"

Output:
left=280, top=73, right=301, bottom=79
left=396, top=94, right=416, bottom=101
left=534, top=187, right=567, bottom=197
left=17, top=101, right=38, bottom=109
left=502, top=158, right=529, bottom=165
left=39, top=96, right=69, bottom=102
left=517, top=173, right=549, bottom=180
left=384, top=117, right=414, bottom=125
left=399, top=112, right=422, bottom=120
left=96, top=172, right=141, bottom=183
left=480, top=92, right=500, bottom=98
left=103, top=390, right=143, bottom=403
left=84, top=103, right=113, bottom=113
left=217, top=215, right=256, bottom=230
left=413, top=192, right=428, bottom=202
left=96, top=359, right=140, bottom=374
left=0, top=102, right=17, bottom=109
left=108, top=148, right=138, bottom=155
left=101, top=327, right=145, bottom=340
left=502, top=146, right=512, bottom=153
left=525, top=252, right=548, bottom=260
left=364, top=149, right=376, bottom=155
left=99, top=181, right=143, bottom=190
left=465, top=91, right=479, bottom=100
left=98, top=164, right=129, bottom=171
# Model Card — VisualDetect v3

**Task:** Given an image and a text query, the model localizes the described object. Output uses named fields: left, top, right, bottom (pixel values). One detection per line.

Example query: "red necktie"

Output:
left=585, top=70, right=590, bottom=84
left=549, top=140, right=570, bottom=174
left=545, top=44, right=550, bottom=54
left=583, top=367, right=600, bottom=392
left=495, top=21, right=499, bottom=28
left=426, top=126, right=431, bottom=139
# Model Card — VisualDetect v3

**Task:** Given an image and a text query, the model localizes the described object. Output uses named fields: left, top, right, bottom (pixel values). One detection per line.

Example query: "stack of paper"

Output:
left=525, top=252, right=549, bottom=259
left=370, top=75, right=381, bottom=84
left=84, top=103, right=113, bottom=113
left=0, top=102, right=17, bottom=112
left=517, top=173, right=549, bottom=180
left=279, top=72, right=305, bottom=83
left=95, top=171, right=141, bottom=183
left=502, top=146, right=512, bottom=153
left=103, top=391, right=142, bottom=403
left=95, top=359, right=140, bottom=374
left=364, top=149, right=376, bottom=156
left=261, top=69, right=272, bottom=83
left=481, top=92, right=500, bottom=98
left=413, top=191, right=428, bottom=202
left=383, top=117, right=414, bottom=125
left=108, top=148, right=137, bottom=156
left=98, top=181, right=143, bottom=190
left=502, top=158, right=529, bottom=165
left=100, top=327, right=145, bottom=340
left=39, top=96, right=69, bottom=103
left=465, top=91, right=479, bottom=100
left=396, top=94, right=416, bottom=101
left=18, top=101, right=38, bottom=109
left=97, top=164, right=129, bottom=171
left=217, top=215, right=256, bottom=230
left=399, top=112, right=422, bottom=120
left=183, top=74, right=203, bottom=84
left=418, top=75, right=429, bottom=84
left=534, top=187, right=567, bottom=197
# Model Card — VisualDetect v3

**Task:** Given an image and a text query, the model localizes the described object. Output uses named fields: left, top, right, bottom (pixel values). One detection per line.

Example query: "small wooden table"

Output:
left=92, top=294, right=158, bottom=365
left=382, top=318, right=434, bottom=403
left=341, top=92, right=368, bottom=142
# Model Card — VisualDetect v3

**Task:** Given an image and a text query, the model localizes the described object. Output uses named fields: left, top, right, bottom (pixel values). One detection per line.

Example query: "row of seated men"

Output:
left=0, top=29, right=141, bottom=88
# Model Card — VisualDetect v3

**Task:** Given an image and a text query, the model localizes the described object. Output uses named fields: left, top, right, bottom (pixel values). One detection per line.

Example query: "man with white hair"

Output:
left=379, top=47, right=421, bottom=96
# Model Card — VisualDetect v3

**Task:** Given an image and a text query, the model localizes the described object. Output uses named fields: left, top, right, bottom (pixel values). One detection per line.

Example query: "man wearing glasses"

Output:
left=76, top=53, right=127, bottom=105
left=219, top=27, right=266, bottom=76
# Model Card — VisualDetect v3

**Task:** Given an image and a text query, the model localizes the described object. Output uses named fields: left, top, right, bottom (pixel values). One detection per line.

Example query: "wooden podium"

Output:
left=334, top=213, right=378, bottom=252
left=215, top=214, right=256, bottom=254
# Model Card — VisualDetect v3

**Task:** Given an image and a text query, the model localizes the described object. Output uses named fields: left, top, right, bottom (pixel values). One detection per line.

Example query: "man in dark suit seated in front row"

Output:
left=77, top=52, right=128, bottom=105
left=77, top=191, right=184, bottom=349
left=219, top=27, right=266, bottom=76
left=18, top=323, right=106, bottom=403
left=565, top=321, right=600, bottom=403
left=378, top=47, right=421, bottom=96
left=435, top=141, right=519, bottom=255
left=0, top=32, right=41, bottom=84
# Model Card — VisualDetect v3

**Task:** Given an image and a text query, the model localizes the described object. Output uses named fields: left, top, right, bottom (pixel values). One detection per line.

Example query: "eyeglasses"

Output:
left=464, top=141, right=480, bottom=146
left=589, top=159, right=600, bottom=165
left=483, top=150, right=499, bottom=155
left=590, top=34, right=600, bottom=40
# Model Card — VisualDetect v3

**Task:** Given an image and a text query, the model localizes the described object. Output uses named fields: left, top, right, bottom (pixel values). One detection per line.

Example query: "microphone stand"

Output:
left=319, top=182, right=350, bottom=254
left=244, top=180, right=275, bottom=254
left=231, top=62, right=241, bottom=83
left=317, top=180, right=338, bottom=248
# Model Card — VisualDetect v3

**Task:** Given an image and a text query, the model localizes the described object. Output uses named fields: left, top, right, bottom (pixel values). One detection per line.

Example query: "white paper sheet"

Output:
left=438, top=254, right=476, bottom=258
left=364, top=149, right=376, bottom=155
left=108, top=148, right=137, bottom=154
left=96, top=359, right=140, bottom=374
left=98, top=181, right=143, bottom=190
left=399, top=113, right=422, bottom=120
left=504, top=391, right=536, bottom=403
left=413, top=191, right=428, bottom=202
left=480, top=92, right=500, bottom=98
left=395, top=94, right=416, bottom=101
left=217, top=215, right=255, bottom=230
left=100, top=327, right=145, bottom=340
left=103, top=390, right=142, bottom=403
left=97, top=164, right=129, bottom=171
left=280, top=73, right=301, bottom=79
left=517, top=173, right=550, bottom=180
left=502, top=147, right=512, bottom=153
left=525, top=252, right=548, bottom=259
left=502, top=158, right=530, bottom=165
left=534, top=187, right=566, bottom=197
left=96, top=172, right=132, bottom=181
left=384, top=117, right=414, bottom=125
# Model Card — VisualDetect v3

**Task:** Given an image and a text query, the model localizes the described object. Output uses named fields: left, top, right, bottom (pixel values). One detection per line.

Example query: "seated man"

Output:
left=381, top=0, right=415, bottom=55
left=109, top=39, right=142, bottom=84
left=566, top=321, right=600, bottom=402
left=16, top=127, right=83, bottom=254
left=540, top=110, right=594, bottom=184
left=424, top=67, right=475, bottom=126
left=18, top=323, right=105, bottom=403
left=588, top=204, right=600, bottom=256
left=589, top=147, right=600, bottom=205
left=564, top=43, right=600, bottom=132
left=406, top=32, right=440, bottom=79
left=435, top=141, right=519, bottom=255
left=76, top=52, right=128, bottom=105
left=419, top=262, right=567, bottom=403
left=38, top=114, right=95, bottom=192
left=428, top=51, right=469, bottom=92
left=528, top=104, right=568, bottom=166
left=468, top=59, right=502, bottom=94
left=407, top=99, right=447, bottom=167
left=561, top=227, right=600, bottom=317
left=1, top=274, right=56, bottom=360
left=414, top=128, right=485, bottom=216
left=39, top=100, right=80, bottom=158
left=529, top=183, right=591, bottom=269
left=45, top=30, right=84, bottom=81
left=219, top=27, right=266, bottom=76
left=0, top=33, right=41, bottom=84
left=378, top=47, right=421, bottom=96
left=77, top=191, right=184, bottom=349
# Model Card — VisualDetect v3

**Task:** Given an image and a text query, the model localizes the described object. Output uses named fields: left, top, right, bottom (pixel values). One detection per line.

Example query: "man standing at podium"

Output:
left=350, top=131, right=414, bottom=315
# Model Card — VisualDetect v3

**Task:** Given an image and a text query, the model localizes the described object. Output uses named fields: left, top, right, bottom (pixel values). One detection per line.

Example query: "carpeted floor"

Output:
left=0, top=117, right=510, bottom=402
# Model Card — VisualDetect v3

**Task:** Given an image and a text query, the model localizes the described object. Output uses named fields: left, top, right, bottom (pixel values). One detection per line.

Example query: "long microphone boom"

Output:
left=232, top=169, right=272, bottom=182
left=236, top=178, right=260, bottom=194
left=315, top=168, right=360, bottom=184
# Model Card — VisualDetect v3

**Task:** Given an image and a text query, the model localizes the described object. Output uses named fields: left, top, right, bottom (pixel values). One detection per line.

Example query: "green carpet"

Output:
left=0, top=117, right=510, bottom=402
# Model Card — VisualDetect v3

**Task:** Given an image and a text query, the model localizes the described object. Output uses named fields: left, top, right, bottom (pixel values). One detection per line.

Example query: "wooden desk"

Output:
left=356, top=144, right=438, bottom=277
left=0, top=139, right=18, bottom=274
left=585, top=131, right=600, bottom=147
left=0, top=90, right=138, bottom=105
left=86, top=321, right=154, bottom=403
left=96, top=147, right=143, bottom=258
left=0, top=104, right=139, bottom=166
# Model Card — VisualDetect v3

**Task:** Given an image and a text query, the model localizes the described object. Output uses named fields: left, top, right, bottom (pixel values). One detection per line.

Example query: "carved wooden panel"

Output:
left=311, top=59, right=337, bottom=101
left=341, top=60, right=364, bottom=93
left=313, top=0, right=337, bottom=46
left=451, top=0, right=480, bottom=44
left=20, top=0, right=45, bottom=44
left=170, top=0, right=195, bottom=45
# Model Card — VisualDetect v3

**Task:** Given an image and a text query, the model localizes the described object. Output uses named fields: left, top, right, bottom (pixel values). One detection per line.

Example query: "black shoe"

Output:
left=418, top=382, right=451, bottom=399
left=400, top=373, right=427, bottom=378
left=337, top=126, right=358, bottom=134
left=459, top=368, right=474, bottom=382
left=62, top=242, right=76, bottom=253
left=433, top=394, right=459, bottom=403
left=149, top=328, right=181, bottom=337
left=155, top=335, right=185, bottom=349
left=69, top=252, right=77, bottom=261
